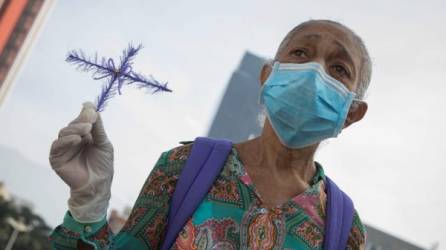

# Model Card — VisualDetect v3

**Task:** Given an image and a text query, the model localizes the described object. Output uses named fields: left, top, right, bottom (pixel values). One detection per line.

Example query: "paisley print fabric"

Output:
left=50, top=143, right=366, bottom=249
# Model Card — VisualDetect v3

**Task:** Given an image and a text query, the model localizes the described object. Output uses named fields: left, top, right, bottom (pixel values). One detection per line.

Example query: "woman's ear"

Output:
left=344, top=101, right=368, bottom=128
left=259, top=61, right=273, bottom=87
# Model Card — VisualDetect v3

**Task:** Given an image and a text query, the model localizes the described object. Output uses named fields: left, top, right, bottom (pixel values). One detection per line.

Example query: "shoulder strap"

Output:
left=161, top=137, right=232, bottom=250
left=323, top=176, right=355, bottom=250
left=161, top=140, right=352, bottom=250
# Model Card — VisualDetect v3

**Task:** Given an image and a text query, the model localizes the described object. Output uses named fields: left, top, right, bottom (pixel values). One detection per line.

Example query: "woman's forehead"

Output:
left=285, top=23, right=361, bottom=63
left=291, top=22, right=356, bottom=46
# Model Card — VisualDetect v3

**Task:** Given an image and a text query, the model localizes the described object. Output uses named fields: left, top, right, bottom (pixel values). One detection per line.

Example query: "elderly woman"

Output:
left=49, top=19, right=371, bottom=249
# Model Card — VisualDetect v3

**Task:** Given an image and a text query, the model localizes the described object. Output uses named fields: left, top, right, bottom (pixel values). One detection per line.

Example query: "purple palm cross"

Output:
left=66, top=44, right=172, bottom=112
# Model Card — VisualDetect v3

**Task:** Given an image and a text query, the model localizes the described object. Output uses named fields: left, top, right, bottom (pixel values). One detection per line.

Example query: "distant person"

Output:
left=49, top=19, right=371, bottom=249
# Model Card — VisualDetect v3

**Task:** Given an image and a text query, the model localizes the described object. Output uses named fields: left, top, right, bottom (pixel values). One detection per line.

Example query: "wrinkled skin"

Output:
left=234, top=21, right=368, bottom=208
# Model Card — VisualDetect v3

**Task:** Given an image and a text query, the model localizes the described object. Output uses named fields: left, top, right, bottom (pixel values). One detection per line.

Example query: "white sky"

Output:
left=0, top=0, right=445, bottom=247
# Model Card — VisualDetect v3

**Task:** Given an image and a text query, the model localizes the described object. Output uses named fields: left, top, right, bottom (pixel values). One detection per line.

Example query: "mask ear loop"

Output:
left=350, top=98, right=365, bottom=111
left=258, top=60, right=273, bottom=106
left=345, top=98, right=366, bottom=125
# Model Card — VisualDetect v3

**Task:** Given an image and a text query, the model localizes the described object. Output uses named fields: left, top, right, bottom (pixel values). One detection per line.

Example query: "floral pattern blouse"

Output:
left=49, top=143, right=366, bottom=249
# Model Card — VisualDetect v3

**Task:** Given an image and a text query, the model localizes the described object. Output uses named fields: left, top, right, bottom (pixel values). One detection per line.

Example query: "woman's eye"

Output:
left=332, top=65, right=350, bottom=78
left=291, top=49, right=307, bottom=58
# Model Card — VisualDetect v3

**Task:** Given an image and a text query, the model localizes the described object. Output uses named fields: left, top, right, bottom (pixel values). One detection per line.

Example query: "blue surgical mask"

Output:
left=260, top=61, right=358, bottom=148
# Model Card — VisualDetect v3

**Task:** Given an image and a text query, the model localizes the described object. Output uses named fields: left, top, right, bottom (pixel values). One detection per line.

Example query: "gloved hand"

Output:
left=49, top=102, right=114, bottom=223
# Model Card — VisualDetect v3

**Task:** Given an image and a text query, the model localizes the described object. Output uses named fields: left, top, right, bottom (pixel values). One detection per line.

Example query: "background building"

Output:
left=208, top=52, right=265, bottom=142
left=207, top=51, right=426, bottom=250
left=0, top=0, right=55, bottom=107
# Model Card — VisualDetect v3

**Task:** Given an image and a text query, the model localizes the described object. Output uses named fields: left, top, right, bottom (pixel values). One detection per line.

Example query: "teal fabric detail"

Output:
left=62, top=211, right=107, bottom=237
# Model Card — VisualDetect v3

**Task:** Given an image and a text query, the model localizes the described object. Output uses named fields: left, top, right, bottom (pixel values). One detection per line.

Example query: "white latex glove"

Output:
left=49, top=102, right=114, bottom=223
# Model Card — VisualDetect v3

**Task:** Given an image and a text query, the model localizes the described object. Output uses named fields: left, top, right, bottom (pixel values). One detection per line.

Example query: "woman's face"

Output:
left=258, top=22, right=368, bottom=146
left=264, top=22, right=363, bottom=93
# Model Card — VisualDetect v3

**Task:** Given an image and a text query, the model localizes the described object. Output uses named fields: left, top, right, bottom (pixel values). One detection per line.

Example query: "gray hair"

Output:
left=275, top=19, right=372, bottom=99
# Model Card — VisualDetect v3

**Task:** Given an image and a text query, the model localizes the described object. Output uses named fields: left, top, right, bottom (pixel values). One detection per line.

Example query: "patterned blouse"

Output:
left=50, top=143, right=366, bottom=249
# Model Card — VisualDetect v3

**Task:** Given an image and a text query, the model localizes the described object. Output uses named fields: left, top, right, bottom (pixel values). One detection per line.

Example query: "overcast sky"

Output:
left=0, top=0, right=445, bottom=247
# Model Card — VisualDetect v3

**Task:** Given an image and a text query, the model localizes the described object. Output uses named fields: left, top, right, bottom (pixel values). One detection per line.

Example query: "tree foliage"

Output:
left=0, top=197, right=51, bottom=250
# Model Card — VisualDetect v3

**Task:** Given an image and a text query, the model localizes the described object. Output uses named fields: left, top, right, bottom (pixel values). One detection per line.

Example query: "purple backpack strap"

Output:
left=161, top=137, right=232, bottom=250
left=324, top=176, right=355, bottom=250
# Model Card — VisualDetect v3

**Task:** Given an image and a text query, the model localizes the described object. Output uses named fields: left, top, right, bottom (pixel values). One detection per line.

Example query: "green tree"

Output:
left=0, top=197, right=51, bottom=250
